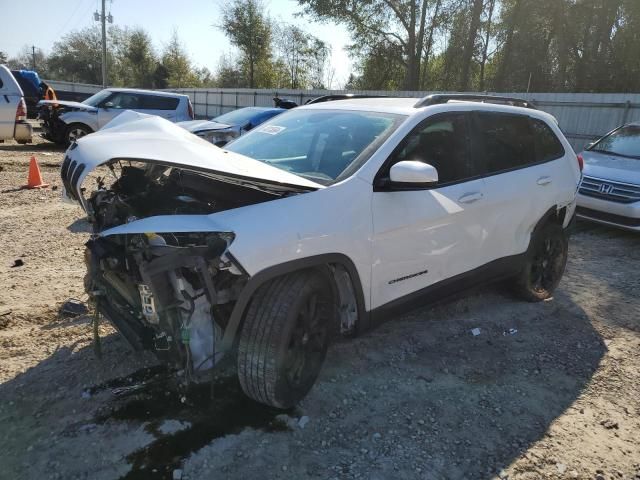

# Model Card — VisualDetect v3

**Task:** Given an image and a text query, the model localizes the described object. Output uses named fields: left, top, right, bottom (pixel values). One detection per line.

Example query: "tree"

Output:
left=216, top=53, right=246, bottom=87
left=7, top=45, right=49, bottom=76
left=459, top=0, right=484, bottom=91
left=48, top=27, right=107, bottom=84
left=0, top=51, right=7, bottom=64
left=220, top=0, right=272, bottom=88
left=119, top=28, right=157, bottom=88
left=274, top=23, right=331, bottom=88
left=161, top=30, right=200, bottom=88
left=298, top=0, right=446, bottom=90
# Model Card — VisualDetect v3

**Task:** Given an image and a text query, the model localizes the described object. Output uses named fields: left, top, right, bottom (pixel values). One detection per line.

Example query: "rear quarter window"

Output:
left=141, top=95, right=180, bottom=110
left=531, top=118, right=565, bottom=161
left=475, top=112, right=535, bottom=173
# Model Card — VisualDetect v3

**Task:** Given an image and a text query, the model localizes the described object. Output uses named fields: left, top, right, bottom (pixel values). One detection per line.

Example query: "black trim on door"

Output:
left=368, top=253, right=527, bottom=329
left=374, top=111, right=480, bottom=191
left=468, top=111, right=566, bottom=179
left=373, top=110, right=567, bottom=192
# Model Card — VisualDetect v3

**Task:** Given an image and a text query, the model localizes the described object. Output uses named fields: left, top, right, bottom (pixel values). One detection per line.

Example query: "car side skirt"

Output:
left=367, top=253, right=527, bottom=330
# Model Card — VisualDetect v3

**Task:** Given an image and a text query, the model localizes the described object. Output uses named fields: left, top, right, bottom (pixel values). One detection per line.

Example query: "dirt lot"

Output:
left=0, top=135, right=639, bottom=480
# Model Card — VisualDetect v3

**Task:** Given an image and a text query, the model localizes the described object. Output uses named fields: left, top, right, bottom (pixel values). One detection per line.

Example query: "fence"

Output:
left=45, top=80, right=640, bottom=151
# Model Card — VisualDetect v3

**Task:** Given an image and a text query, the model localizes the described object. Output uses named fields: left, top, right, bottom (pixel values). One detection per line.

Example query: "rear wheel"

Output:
left=65, top=123, right=92, bottom=145
left=237, top=271, right=334, bottom=408
left=513, top=222, right=568, bottom=302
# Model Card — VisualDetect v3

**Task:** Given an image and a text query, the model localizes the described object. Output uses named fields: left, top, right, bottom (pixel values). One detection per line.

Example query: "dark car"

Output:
left=178, top=106, right=284, bottom=146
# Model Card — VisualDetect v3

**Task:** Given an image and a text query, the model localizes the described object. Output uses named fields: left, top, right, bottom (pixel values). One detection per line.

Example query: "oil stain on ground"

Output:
left=93, top=370, right=290, bottom=479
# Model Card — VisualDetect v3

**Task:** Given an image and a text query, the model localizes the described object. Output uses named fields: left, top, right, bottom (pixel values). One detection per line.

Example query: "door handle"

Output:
left=458, top=192, right=483, bottom=204
left=537, top=176, right=552, bottom=186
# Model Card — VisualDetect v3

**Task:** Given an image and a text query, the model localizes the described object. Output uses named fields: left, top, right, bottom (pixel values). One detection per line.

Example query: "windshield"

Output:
left=82, top=90, right=112, bottom=107
left=213, top=108, right=269, bottom=126
left=590, top=125, right=640, bottom=159
left=225, top=109, right=405, bottom=185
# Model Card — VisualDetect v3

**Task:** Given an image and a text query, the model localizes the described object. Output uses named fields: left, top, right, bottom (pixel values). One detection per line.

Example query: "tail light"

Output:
left=15, top=98, right=27, bottom=122
left=576, top=153, right=584, bottom=171
left=187, top=100, right=194, bottom=119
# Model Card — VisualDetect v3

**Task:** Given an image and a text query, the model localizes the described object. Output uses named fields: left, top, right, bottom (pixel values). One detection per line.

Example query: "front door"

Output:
left=370, top=112, right=490, bottom=309
left=97, top=91, right=143, bottom=128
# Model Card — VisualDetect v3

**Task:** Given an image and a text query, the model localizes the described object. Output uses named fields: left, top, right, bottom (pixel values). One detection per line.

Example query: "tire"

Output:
left=65, top=123, right=92, bottom=145
left=512, top=222, right=569, bottom=302
left=237, top=271, right=334, bottom=409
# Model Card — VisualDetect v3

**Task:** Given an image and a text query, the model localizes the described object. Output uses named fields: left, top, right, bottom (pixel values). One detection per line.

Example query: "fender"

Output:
left=220, top=253, right=368, bottom=353
left=530, top=205, right=567, bottom=245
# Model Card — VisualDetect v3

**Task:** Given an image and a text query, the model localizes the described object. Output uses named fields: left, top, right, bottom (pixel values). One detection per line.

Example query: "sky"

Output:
left=0, top=0, right=353, bottom=88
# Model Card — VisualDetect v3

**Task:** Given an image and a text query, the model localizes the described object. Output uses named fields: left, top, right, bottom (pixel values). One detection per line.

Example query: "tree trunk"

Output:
left=405, top=1, right=419, bottom=90
left=494, top=0, right=523, bottom=91
left=421, top=0, right=442, bottom=89
left=459, top=0, right=484, bottom=91
left=479, top=0, right=495, bottom=91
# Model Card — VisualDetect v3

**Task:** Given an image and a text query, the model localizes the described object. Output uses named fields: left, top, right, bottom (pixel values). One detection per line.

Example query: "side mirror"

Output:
left=102, top=101, right=114, bottom=109
left=389, top=160, right=438, bottom=185
left=585, top=141, right=595, bottom=149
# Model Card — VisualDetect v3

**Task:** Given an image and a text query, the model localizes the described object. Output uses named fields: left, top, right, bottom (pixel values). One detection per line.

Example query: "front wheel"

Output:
left=512, top=222, right=568, bottom=302
left=65, top=123, right=92, bottom=145
left=237, top=271, right=334, bottom=408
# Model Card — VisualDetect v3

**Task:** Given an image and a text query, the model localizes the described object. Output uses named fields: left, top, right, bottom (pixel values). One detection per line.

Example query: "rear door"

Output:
left=473, top=112, right=568, bottom=258
left=370, top=112, right=491, bottom=309
left=0, top=67, right=22, bottom=139
left=139, top=94, right=179, bottom=121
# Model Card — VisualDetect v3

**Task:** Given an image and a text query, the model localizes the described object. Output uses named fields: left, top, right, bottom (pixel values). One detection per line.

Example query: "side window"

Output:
left=141, top=95, right=179, bottom=110
left=475, top=112, right=534, bottom=174
left=107, top=92, right=142, bottom=109
left=531, top=118, right=565, bottom=162
left=390, top=113, right=476, bottom=184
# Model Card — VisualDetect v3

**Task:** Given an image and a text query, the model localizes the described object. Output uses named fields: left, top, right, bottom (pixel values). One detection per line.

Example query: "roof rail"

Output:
left=414, top=94, right=536, bottom=109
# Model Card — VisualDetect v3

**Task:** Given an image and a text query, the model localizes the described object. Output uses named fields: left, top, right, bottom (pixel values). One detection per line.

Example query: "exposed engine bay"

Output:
left=85, top=161, right=279, bottom=231
left=81, top=160, right=288, bottom=379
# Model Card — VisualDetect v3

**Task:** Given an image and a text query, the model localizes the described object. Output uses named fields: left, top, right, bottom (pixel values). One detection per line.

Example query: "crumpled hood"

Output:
left=581, top=150, right=640, bottom=184
left=62, top=111, right=323, bottom=204
left=37, top=99, right=98, bottom=112
left=178, top=119, right=232, bottom=133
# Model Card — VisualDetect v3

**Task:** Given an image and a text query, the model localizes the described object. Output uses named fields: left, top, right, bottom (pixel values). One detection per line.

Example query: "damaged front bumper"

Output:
left=86, top=231, right=246, bottom=376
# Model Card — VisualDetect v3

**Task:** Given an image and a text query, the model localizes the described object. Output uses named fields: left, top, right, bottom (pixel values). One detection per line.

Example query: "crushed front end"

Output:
left=85, top=230, right=245, bottom=377
left=59, top=111, right=320, bottom=379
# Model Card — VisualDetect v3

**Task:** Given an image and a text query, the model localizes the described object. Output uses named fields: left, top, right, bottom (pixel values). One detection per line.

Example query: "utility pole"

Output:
left=94, top=0, right=113, bottom=87
left=31, top=46, right=36, bottom=70
left=101, top=0, right=107, bottom=87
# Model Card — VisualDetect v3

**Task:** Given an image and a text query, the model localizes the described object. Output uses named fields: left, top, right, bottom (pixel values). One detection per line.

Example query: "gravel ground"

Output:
left=0, top=135, right=639, bottom=480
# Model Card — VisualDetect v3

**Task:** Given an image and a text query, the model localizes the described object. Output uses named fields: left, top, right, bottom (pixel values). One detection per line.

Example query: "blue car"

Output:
left=178, top=107, right=284, bottom=146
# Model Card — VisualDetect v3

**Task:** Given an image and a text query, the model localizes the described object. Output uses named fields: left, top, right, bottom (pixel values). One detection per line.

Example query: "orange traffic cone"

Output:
left=24, top=156, right=49, bottom=189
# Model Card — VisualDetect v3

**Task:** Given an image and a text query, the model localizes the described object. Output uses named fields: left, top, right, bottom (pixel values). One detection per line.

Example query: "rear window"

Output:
left=476, top=112, right=534, bottom=173
left=531, top=118, right=565, bottom=161
left=590, top=125, right=640, bottom=159
left=141, top=95, right=179, bottom=110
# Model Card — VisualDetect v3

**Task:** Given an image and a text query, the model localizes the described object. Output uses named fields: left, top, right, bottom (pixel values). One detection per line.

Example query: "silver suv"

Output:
left=38, top=88, right=194, bottom=145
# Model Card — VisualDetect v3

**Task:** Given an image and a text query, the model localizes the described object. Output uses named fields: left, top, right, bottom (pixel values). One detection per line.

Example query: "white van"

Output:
left=0, top=65, right=32, bottom=144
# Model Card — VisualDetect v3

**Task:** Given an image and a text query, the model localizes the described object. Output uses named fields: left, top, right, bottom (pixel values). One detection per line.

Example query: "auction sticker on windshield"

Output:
left=258, top=125, right=286, bottom=135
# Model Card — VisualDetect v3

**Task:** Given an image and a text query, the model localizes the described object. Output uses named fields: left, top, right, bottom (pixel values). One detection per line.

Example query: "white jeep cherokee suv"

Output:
left=62, top=94, right=581, bottom=408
